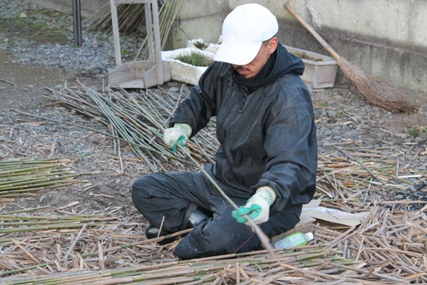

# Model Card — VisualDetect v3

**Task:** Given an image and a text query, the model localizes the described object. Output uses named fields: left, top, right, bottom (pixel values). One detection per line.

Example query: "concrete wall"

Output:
left=227, top=0, right=427, bottom=98
left=164, top=0, right=226, bottom=49
left=23, top=0, right=427, bottom=98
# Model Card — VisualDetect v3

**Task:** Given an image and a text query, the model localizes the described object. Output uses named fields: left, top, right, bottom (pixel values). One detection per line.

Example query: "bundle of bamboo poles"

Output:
left=45, top=84, right=217, bottom=173
left=90, top=0, right=183, bottom=54
left=0, top=158, right=90, bottom=201
left=90, top=3, right=146, bottom=34
left=135, top=0, right=183, bottom=58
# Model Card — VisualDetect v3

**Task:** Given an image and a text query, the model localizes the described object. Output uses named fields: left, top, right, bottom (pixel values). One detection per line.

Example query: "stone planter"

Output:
left=161, top=47, right=215, bottom=86
left=284, top=45, right=338, bottom=89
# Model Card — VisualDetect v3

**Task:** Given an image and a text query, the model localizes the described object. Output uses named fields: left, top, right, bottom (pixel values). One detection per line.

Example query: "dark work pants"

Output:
left=132, top=171, right=302, bottom=260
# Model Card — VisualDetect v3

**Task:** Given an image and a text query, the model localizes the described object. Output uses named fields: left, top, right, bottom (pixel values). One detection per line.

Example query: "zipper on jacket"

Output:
left=227, top=69, right=233, bottom=88
left=228, top=68, right=252, bottom=113
left=239, top=87, right=249, bottom=113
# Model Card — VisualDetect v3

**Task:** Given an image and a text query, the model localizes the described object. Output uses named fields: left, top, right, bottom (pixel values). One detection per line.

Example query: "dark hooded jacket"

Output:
left=171, top=43, right=317, bottom=216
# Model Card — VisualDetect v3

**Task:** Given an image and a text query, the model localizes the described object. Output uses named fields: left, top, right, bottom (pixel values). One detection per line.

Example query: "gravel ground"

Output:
left=1, top=1, right=427, bottom=218
left=0, top=0, right=143, bottom=77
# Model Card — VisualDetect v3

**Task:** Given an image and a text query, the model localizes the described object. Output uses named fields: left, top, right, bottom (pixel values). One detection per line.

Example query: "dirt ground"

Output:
left=0, top=48, right=141, bottom=219
left=1, top=41, right=427, bottom=222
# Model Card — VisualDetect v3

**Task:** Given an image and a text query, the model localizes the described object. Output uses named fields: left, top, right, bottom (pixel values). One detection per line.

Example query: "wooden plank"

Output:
left=151, top=0, right=163, bottom=85
left=145, top=2, right=154, bottom=61
left=110, top=0, right=121, bottom=66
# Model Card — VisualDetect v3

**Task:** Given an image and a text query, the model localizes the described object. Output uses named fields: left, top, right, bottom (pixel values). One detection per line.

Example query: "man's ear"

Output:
left=268, top=37, right=279, bottom=55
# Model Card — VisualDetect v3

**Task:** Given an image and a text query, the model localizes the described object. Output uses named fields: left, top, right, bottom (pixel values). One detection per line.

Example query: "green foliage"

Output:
left=0, top=9, right=69, bottom=45
left=407, top=126, right=427, bottom=138
left=121, top=50, right=130, bottom=57
left=176, top=53, right=212, bottom=67
left=408, top=129, right=419, bottom=138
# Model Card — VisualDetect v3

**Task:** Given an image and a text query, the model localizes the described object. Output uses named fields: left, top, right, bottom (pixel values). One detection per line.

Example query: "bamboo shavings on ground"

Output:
left=0, top=207, right=158, bottom=278
left=0, top=158, right=90, bottom=200
left=0, top=211, right=377, bottom=285
left=1, top=206, right=426, bottom=283
left=312, top=204, right=427, bottom=284
left=316, top=145, right=426, bottom=210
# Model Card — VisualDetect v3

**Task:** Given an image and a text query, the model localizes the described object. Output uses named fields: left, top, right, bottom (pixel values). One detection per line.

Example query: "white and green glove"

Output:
left=232, top=186, right=276, bottom=225
left=163, top=123, right=192, bottom=153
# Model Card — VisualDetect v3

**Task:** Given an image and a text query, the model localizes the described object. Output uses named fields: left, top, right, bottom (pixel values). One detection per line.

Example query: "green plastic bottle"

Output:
left=274, top=232, right=314, bottom=249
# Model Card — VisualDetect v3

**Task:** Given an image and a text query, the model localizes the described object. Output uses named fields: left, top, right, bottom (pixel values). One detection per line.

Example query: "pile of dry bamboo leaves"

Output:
left=1, top=84, right=426, bottom=284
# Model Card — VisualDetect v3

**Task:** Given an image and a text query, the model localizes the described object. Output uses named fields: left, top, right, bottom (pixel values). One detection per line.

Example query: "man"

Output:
left=132, top=3, right=317, bottom=260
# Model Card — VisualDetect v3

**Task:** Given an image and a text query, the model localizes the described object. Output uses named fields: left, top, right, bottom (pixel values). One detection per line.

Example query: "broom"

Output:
left=284, top=4, right=418, bottom=113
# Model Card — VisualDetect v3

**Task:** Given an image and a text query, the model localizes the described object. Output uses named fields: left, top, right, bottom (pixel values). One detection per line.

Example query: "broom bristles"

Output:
left=339, top=57, right=419, bottom=113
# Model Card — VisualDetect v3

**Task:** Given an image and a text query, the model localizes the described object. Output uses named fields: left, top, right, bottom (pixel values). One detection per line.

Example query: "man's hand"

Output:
left=232, top=186, right=276, bottom=224
left=163, top=123, right=192, bottom=152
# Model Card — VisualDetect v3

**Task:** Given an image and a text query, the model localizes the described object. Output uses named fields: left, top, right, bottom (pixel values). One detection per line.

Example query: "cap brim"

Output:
left=214, top=42, right=261, bottom=65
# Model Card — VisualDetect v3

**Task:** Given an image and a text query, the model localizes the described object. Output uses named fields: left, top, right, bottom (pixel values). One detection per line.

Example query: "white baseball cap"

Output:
left=214, top=3, right=278, bottom=65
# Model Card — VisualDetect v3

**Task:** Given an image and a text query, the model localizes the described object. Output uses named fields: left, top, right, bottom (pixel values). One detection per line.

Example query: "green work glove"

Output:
left=232, top=186, right=276, bottom=225
left=163, top=123, right=192, bottom=153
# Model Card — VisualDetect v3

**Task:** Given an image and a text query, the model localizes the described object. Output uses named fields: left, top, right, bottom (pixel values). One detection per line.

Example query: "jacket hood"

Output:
left=233, top=42, right=305, bottom=89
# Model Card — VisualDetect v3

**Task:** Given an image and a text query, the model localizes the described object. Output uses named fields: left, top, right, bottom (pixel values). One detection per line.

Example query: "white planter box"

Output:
left=161, top=43, right=337, bottom=89
left=161, top=48, right=215, bottom=86
left=284, top=45, right=338, bottom=89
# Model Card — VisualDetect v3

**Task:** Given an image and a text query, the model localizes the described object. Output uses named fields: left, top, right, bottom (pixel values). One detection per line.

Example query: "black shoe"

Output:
left=145, top=225, right=177, bottom=245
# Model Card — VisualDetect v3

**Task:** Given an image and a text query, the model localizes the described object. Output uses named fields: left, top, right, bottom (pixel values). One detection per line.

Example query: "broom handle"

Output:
left=284, top=4, right=341, bottom=62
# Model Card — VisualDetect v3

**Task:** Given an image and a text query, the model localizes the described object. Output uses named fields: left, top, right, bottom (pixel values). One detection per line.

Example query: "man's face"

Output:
left=232, top=37, right=278, bottom=79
